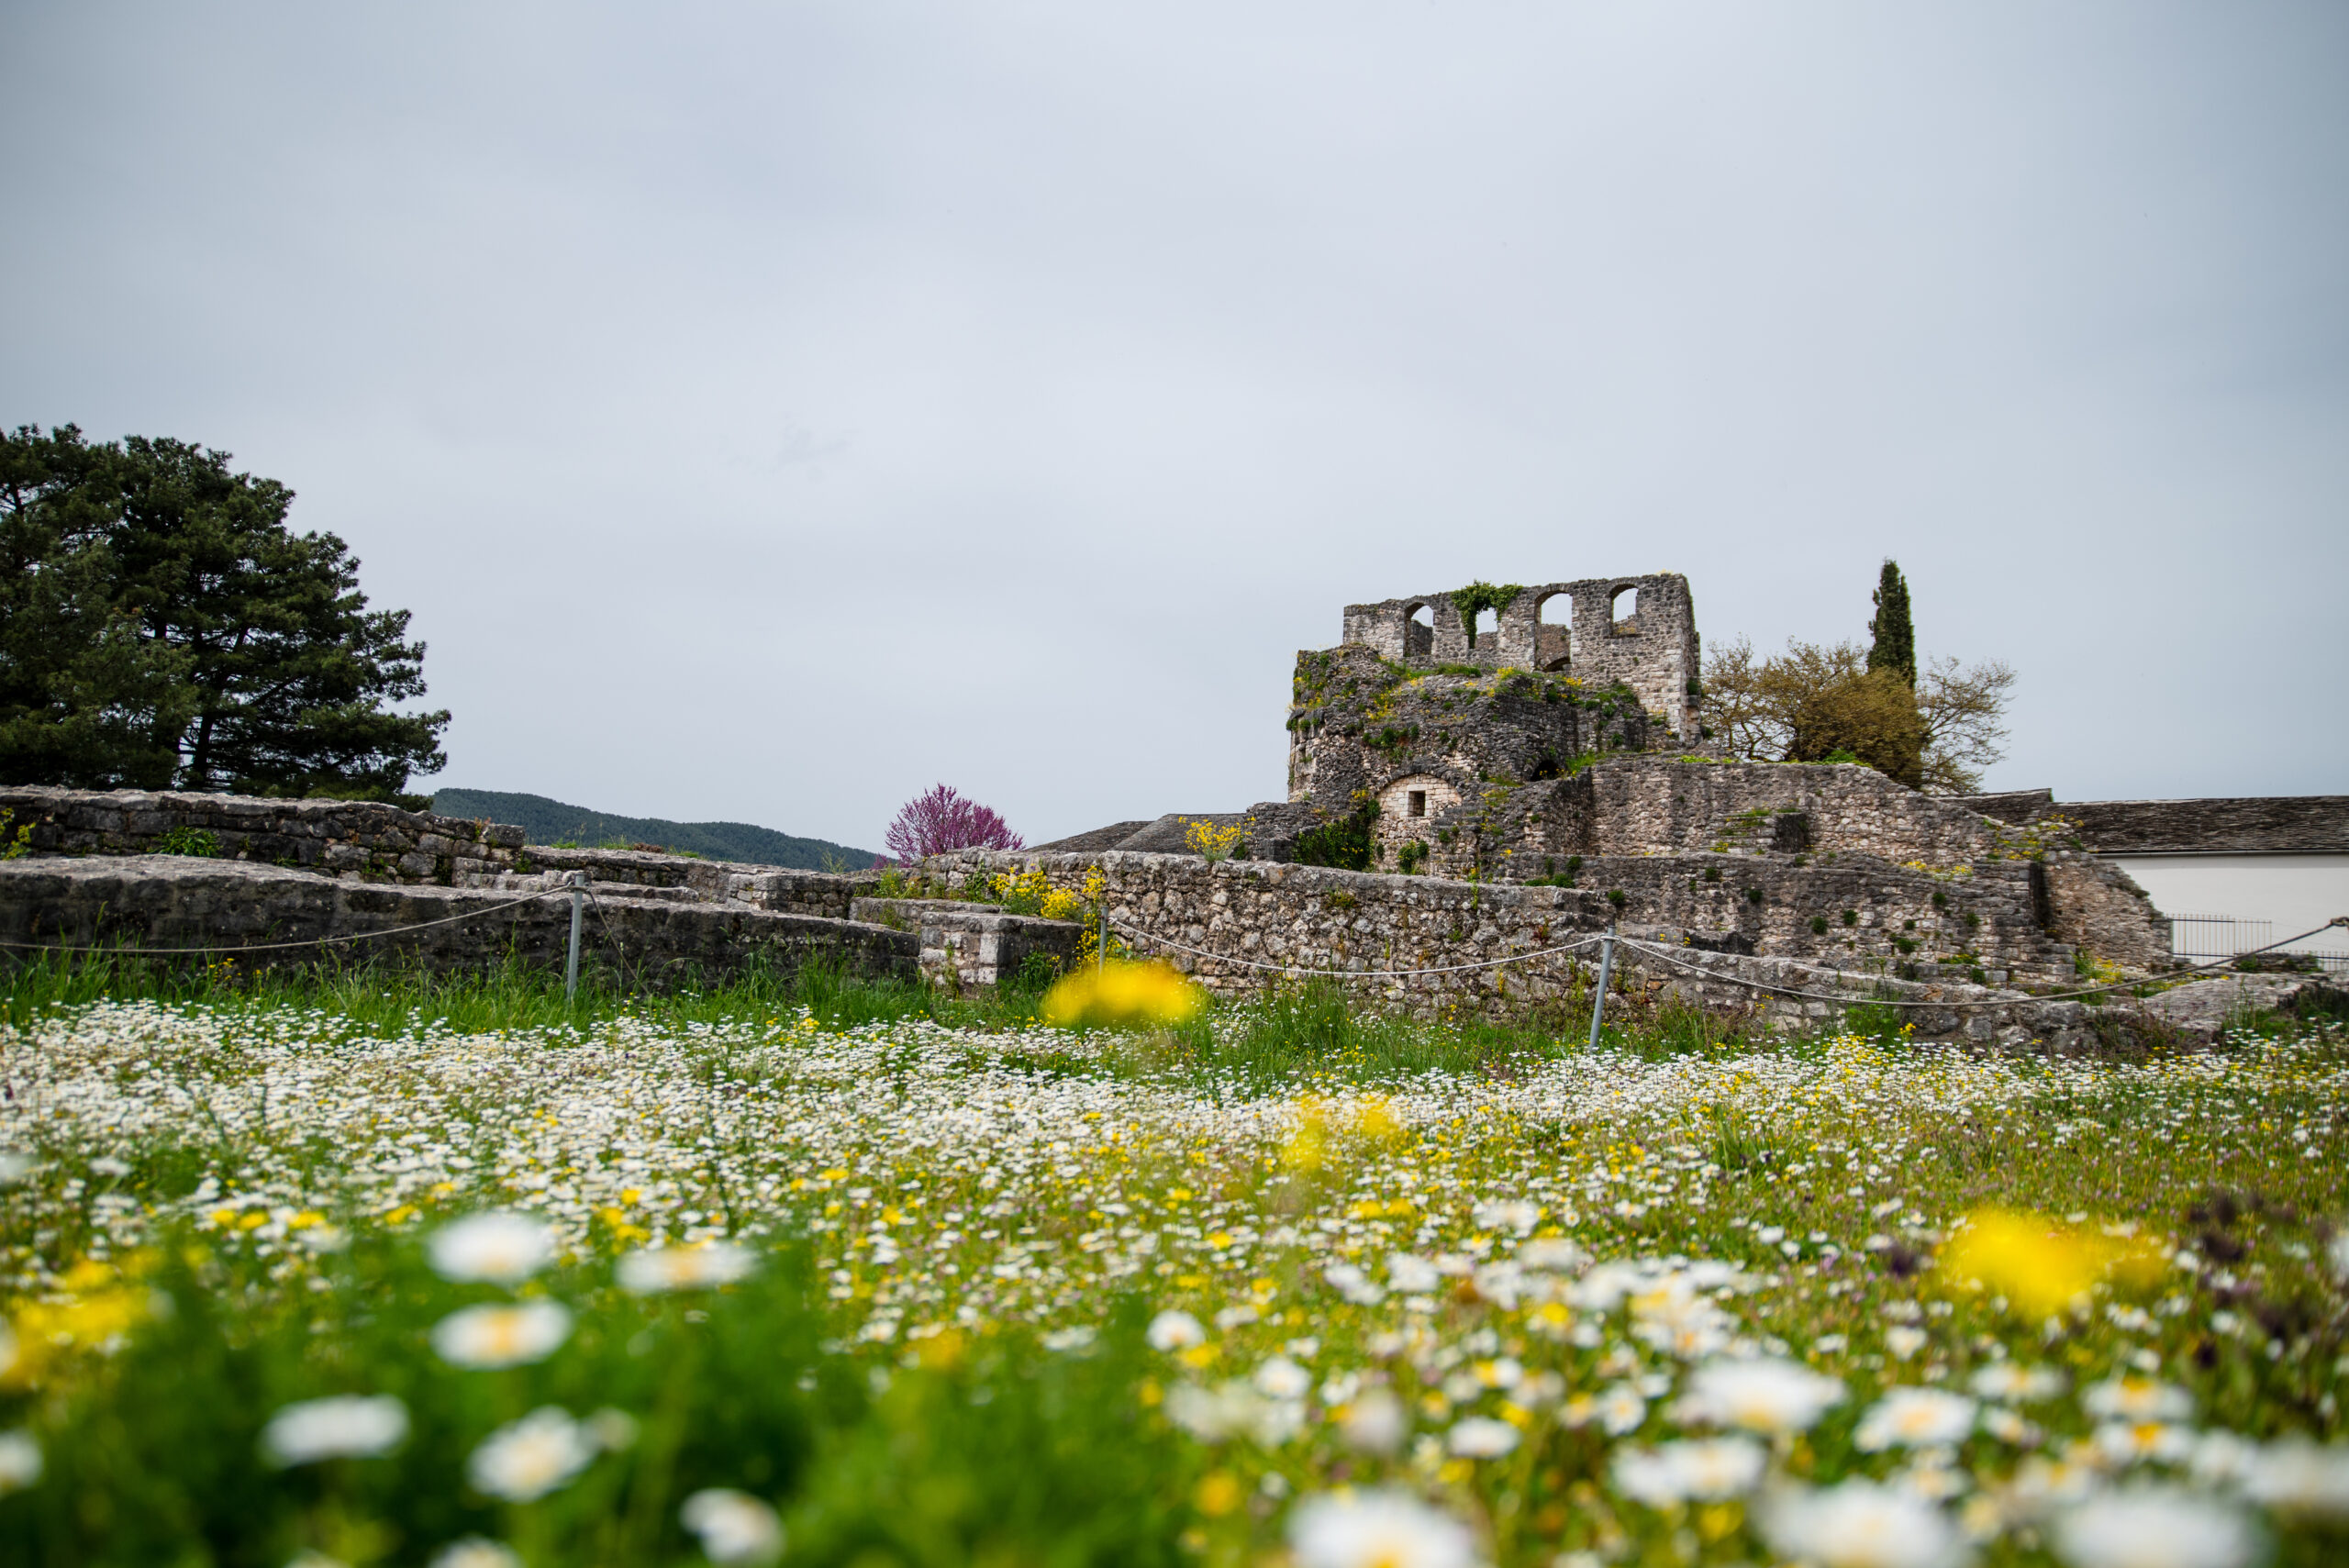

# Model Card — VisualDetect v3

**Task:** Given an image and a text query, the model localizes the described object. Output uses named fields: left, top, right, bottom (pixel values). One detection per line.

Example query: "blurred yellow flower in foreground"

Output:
left=1284, top=1099, right=1331, bottom=1171
left=1940, top=1209, right=2158, bottom=1318
left=1041, top=961, right=1205, bottom=1029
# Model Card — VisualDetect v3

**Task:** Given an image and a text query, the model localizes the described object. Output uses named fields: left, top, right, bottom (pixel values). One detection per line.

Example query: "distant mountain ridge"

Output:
left=430, top=788, right=879, bottom=872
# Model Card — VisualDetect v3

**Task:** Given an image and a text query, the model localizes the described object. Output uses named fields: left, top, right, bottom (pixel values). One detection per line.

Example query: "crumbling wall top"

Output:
left=1336, top=573, right=1700, bottom=740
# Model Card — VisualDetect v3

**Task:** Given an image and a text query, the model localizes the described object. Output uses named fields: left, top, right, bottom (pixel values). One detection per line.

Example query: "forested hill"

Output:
left=430, top=788, right=880, bottom=871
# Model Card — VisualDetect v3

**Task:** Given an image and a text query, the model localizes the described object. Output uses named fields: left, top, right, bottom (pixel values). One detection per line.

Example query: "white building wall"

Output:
left=2104, top=853, right=2349, bottom=960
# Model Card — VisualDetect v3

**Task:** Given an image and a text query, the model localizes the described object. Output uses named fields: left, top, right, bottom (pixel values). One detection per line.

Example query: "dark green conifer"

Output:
left=1866, top=559, right=1917, bottom=687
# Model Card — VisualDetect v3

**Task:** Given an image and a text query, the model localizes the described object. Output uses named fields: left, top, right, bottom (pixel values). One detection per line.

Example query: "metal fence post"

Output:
left=1586, top=924, right=1617, bottom=1051
left=565, top=872, right=585, bottom=1004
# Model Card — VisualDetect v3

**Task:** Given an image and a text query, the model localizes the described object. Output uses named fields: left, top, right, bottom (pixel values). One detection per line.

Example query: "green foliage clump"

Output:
left=1448, top=582, right=1524, bottom=649
left=153, top=826, right=220, bottom=858
left=1293, top=799, right=1378, bottom=873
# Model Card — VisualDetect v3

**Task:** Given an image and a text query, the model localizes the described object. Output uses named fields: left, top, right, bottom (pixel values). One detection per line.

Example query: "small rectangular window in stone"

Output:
left=1408, top=790, right=1427, bottom=818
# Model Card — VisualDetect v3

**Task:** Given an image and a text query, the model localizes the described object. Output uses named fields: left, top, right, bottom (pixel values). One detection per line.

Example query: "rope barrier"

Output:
left=1108, top=910, right=2346, bottom=1011
left=1613, top=921, right=2344, bottom=1011
left=0, top=887, right=569, bottom=958
left=1107, top=916, right=1608, bottom=978
left=584, top=887, right=654, bottom=995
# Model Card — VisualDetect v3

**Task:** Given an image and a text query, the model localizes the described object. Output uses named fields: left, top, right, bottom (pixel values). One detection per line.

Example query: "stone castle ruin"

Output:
left=1279, top=574, right=1703, bottom=880
left=3, top=567, right=2340, bottom=1049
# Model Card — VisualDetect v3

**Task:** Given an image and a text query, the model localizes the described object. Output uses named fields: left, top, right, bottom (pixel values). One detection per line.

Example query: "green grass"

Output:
left=5, top=966, right=2348, bottom=1566
left=0, top=948, right=1050, bottom=1040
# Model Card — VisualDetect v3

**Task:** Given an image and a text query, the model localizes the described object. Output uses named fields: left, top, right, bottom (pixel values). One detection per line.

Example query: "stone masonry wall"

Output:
left=938, top=844, right=2081, bottom=1007
left=918, top=850, right=2118, bottom=1046
left=0, top=785, right=524, bottom=885
left=2043, top=855, right=2172, bottom=970
left=468, top=848, right=881, bottom=920
left=849, top=898, right=1086, bottom=992
left=0, top=857, right=916, bottom=991
left=1579, top=759, right=2000, bottom=866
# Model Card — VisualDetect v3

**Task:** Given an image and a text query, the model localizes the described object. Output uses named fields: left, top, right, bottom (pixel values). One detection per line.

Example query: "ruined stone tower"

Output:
left=1274, top=574, right=1704, bottom=879
left=1338, top=574, right=1700, bottom=740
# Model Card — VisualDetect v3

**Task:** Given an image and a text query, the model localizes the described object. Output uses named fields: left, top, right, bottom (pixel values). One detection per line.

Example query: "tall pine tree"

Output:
left=1866, top=560, right=1917, bottom=686
left=0, top=426, right=449, bottom=800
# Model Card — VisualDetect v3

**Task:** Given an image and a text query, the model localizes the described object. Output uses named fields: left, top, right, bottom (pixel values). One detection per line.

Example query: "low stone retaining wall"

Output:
left=939, top=844, right=2081, bottom=996
left=921, top=850, right=2228, bottom=1050
left=0, top=785, right=524, bottom=885
left=0, top=858, right=915, bottom=992
left=471, top=850, right=881, bottom=919
left=849, top=898, right=1086, bottom=991
left=1616, top=940, right=2091, bottom=1048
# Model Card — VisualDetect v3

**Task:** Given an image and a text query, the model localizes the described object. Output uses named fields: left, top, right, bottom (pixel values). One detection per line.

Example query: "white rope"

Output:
left=0, top=888, right=567, bottom=957
left=1110, top=909, right=2345, bottom=1012
left=1108, top=916, right=1607, bottom=978
left=1613, top=922, right=2346, bottom=1010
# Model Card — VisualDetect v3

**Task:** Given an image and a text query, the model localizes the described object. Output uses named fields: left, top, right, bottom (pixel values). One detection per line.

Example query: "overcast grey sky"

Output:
left=4, top=3, right=2343, bottom=849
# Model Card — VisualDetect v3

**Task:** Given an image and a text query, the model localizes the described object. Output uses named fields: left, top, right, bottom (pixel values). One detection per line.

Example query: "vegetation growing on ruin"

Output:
left=1292, top=798, right=1380, bottom=873
left=1448, top=580, right=1525, bottom=646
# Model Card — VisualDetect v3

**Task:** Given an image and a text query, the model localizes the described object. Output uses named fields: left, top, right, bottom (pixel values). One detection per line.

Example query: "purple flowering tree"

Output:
left=882, top=784, right=1025, bottom=866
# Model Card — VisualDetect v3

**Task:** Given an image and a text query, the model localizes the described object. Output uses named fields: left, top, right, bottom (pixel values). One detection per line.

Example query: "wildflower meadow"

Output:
left=0, top=958, right=2344, bottom=1567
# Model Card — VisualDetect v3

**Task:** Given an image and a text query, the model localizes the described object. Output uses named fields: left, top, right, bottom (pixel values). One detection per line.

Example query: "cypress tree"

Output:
left=1866, top=559, right=1916, bottom=686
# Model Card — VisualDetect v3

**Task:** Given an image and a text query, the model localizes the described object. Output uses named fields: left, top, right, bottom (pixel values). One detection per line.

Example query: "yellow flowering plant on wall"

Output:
left=1181, top=817, right=1242, bottom=864
left=981, top=867, right=1081, bottom=921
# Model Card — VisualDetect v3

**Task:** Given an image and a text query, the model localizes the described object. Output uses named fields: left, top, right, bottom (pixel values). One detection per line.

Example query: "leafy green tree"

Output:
left=0, top=425, right=448, bottom=801
left=1701, top=634, right=2013, bottom=795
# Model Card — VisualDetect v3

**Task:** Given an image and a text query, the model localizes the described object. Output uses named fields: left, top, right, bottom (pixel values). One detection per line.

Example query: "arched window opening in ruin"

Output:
left=1610, top=584, right=1640, bottom=635
left=1471, top=606, right=1498, bottom=647
left=1404, top=602, right=1434, bottom=658
left=1536, top=591, right=1573, bottom=671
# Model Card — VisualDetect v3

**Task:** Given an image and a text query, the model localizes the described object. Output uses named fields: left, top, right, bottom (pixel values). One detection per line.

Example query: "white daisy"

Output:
left=1969, top=1363, right=2066, bottom=1403
left=1146, top=1309, right=1206, bottom=1351
left=466, top=1407, right=597, bottom=1503
left=1677, top=1358, right=1847, bottom=1434
left=1338, top=1389, right=1408, bottom=1454
left=429, top=1301, right=573, bottom=1370
left=1762, top=1479, right=1970, bottom=1568
left=680, top=1488, right=785, bottom=1565
left=2054, top=1486, right=2255, bottom=1568
left=2082, top=1378, right=2193, bottom=1424
left=427, top=1213, right=556, bottom=1286
left=1446, top=1416, right=1520, bottom=1458
left=260, top=1396, right=409, bottom=1467
left=1289, top=1488, right=1476, bottom=1568
left=1614, top=1438, right=1765, bottom=1507
left=1254, top=1356, right=1312, bottom=1400
left=0, top=1430, right=40, bottom=1496
left=615, top=1242, right=755, bottom=1295
left=1856, top=1388, right=1977, bottom=1451
left=2240, top=1438, right=2349, bottom=1518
